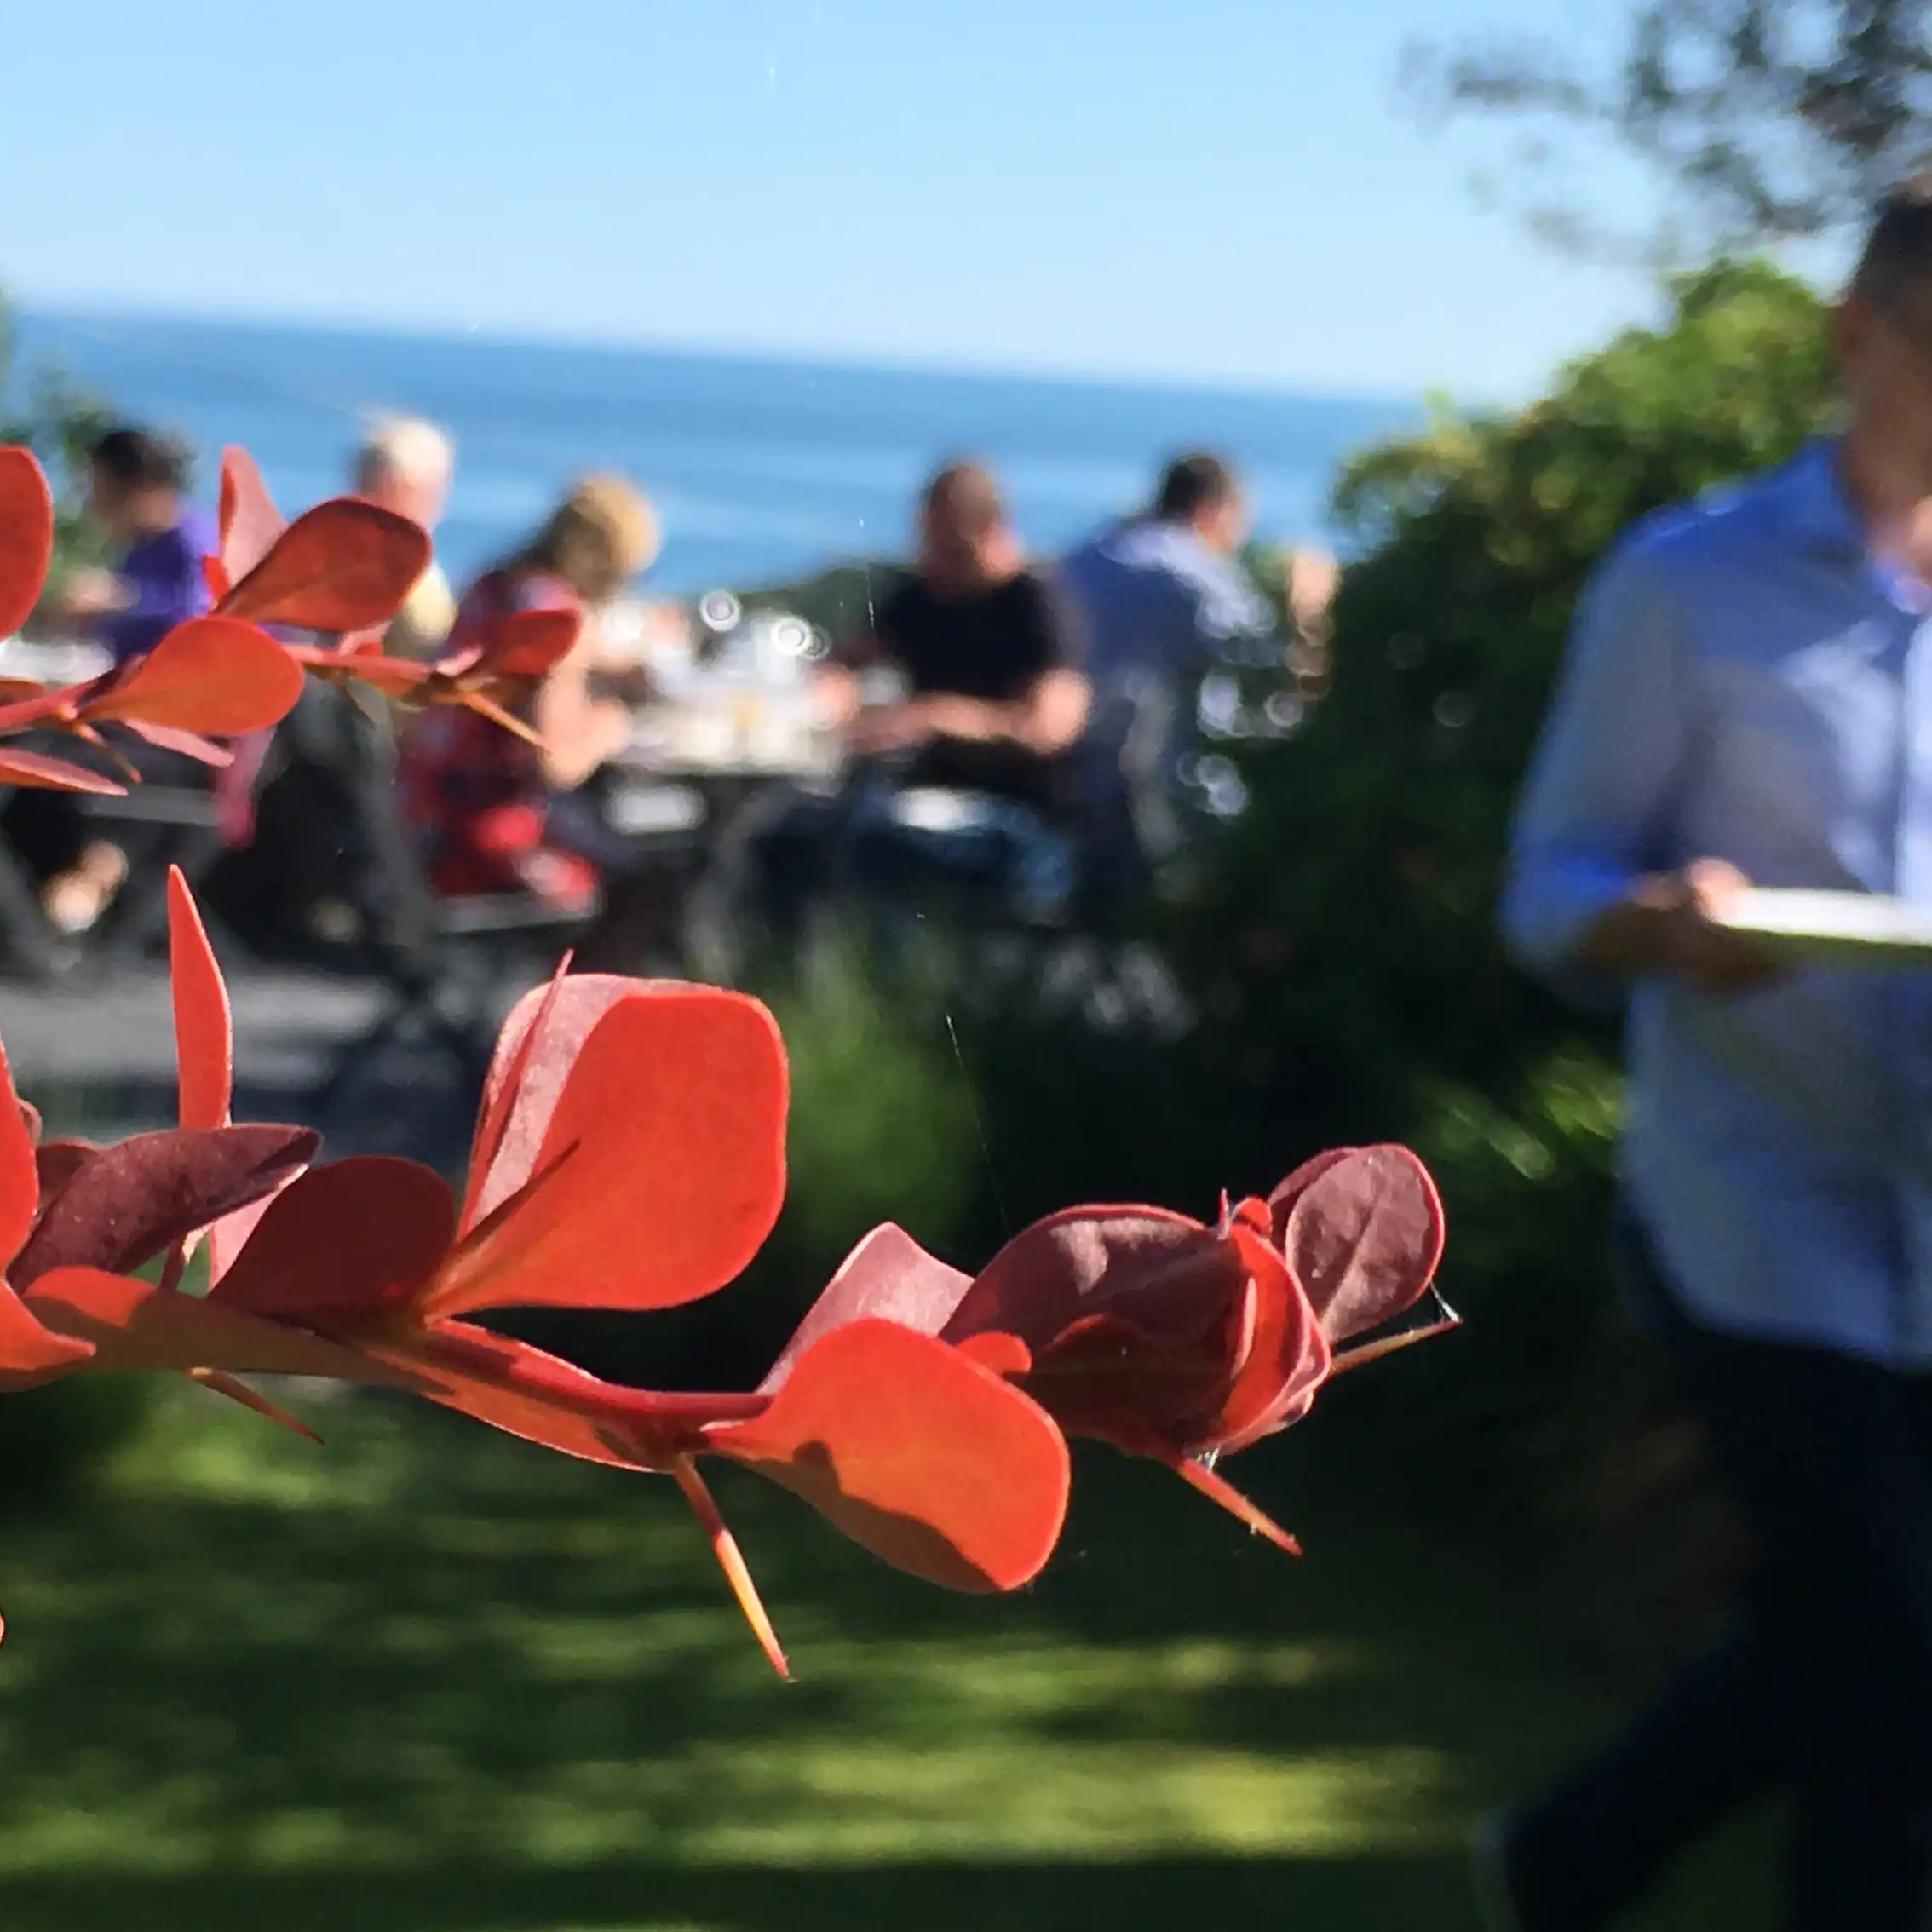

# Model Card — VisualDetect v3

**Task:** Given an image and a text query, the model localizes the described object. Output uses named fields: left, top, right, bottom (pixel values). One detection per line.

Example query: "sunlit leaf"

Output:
left=84, top=617, right=305, bottom=735
left=217, top=498, right=429, bottom=631
left=708, top=1318, right=1070, bottom=1594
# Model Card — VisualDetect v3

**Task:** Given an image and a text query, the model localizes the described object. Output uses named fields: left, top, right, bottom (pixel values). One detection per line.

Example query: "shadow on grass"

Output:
left=0, top=1388, right=1774, bottom=1932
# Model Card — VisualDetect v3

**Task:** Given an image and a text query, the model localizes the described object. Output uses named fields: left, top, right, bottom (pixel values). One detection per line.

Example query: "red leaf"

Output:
left=941, top=1206, right=1246, bottom=1354
left=0, top=446, right=53, bottom=641
left=0, top=746, right=124, bottom=795
left=84, top=618, right=305, bottom=735
left=476, top=606, right=580, bottom=681
left=705, top=1319, right=1070, bottom=1593
left=1199, top=1222, right=1331, bottom=1455
left=119, top=720, right=233, bottom=767
left=762, top=1223, right=972, bottom=1390
left=167, top=868, right=232, bottom=1131
left=429, top=986, right=786, bottom=1318
left=11, top=1124, right=319, bottom=1288
left=216, top=446, right=285, bottom=585
left=1275, top=1147, right=1445, bottom=1343
left=210, top=1156, right=454, bottom=1320
left=217, top=498, right=430, bottom=632
left=16, top=1267, right=415, bottom=1386
left=1265, top=1150, right=1354, bottom=1246
left=461, top=961, right=577, bottom=1228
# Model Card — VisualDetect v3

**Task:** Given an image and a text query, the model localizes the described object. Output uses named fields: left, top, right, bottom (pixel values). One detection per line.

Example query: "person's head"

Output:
left=527, top=475, right=658, bottom=601
left=1152, top=453, right=1246, bottom=553
left=1838, top=175, right=1932, bottom=488
left=87, top=427, right=189, bottom=540
left=916, top=459, right=1019, bottom=594
left=354, top=416, right=454, bottom=529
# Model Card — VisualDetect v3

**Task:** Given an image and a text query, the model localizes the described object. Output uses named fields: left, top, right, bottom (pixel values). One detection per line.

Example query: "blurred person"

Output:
left=20, top=427, right=215, bottom=931
left=1056, top=453, right=1333, bottom=880
left=1481, top=175, right=1932, bottom=1932
left=352, top=415, right=457, bottom=658
left=805, top=458, right=1089, bottom=913
left=400, top=475, right=657, bottom=910
left=52, top=425, right=212, bottom=663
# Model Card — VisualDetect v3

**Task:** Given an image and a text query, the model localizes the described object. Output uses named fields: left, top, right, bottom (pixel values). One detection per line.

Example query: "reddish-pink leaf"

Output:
left=119, top=719, right=233, bottom=767
left=762, top=1223, right=972, bottom=1390
left=210, top=1156, right=455, bottom=1319
left=0, top=446, right=53, bottom=641
left=0, top=745, right=124, bottom=795
left=216, top=446, right=285, bottom=586
left=428, top=987, right=787, bottom=1318
left=1265, top=1150, right=1355, bottom=1247
left=1201, top=1222, right=1331, bottom=1455
left=707, top=1318, right=1071, bottom=1593
left=216, top=498, right=430, bottom=632
left=941, top=1206, right=1245, bottom=1354
left=17, top=1267, right=415, bottom=1386
left=167, top=867, right=232, bottom=1131
left=461, top=960, right=576, bottom=1228
left=1277, top=1146, right=1446, bottom=1343
left=83, top=618, right=305, bottom=735
left=476, top=606, right=580, bottom=680
left=11, top=1124, right=318, bottom=1288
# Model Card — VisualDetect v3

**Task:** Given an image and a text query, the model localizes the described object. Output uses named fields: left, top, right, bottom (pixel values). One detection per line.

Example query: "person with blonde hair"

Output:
left=353, top=415, right=458, bottom=658
left=399, top=474, right=658, bottom=909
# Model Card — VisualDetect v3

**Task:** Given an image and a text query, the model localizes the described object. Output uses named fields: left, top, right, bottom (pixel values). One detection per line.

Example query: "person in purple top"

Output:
left=52, top=427, right=214, bottom=663
left=22, top=427, right=216, bottom=932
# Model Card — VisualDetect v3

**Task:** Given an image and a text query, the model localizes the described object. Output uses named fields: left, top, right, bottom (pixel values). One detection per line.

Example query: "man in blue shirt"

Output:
left=1482, top=178, right=1932, bottom=1932
left=1058, top=455, right=1332, bottom=886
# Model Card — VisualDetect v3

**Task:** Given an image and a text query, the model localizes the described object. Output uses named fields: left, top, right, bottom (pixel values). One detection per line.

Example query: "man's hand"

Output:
left=1580, top=858, right=1783, bottom=994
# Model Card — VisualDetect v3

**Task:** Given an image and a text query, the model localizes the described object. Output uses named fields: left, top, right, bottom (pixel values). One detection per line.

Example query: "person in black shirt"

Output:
left=825, top=460, right=1088, bottom=806
left=754, top=460, right=1090, bottom=933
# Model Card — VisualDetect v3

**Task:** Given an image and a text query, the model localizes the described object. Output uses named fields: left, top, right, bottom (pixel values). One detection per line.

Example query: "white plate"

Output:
left=1716, top=889, right=1932, bottom=963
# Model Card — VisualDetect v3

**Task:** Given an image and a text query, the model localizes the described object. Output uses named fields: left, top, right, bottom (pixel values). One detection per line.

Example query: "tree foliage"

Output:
left=1409, top=0, right=1932, bottom=256
left=1168, top=260, right=1838, bottom=1481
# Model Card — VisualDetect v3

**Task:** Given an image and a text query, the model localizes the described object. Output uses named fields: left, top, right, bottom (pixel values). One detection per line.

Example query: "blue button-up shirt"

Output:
left=1504, top=439, right=1932, bottom=1367
left=1057, top=519, right=1278, bottom=798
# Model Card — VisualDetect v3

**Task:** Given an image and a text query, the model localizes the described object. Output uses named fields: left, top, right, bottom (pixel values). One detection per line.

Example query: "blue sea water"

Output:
left=13, top=310, right=1417, bottom=598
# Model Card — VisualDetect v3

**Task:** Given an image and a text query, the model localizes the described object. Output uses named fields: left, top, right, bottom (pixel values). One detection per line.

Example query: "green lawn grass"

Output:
left=0, top=1382, right=1774, bottom=1931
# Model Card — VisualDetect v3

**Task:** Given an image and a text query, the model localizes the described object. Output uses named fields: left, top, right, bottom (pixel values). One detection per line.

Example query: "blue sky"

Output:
left=0, top=0, right=1774, bottom=399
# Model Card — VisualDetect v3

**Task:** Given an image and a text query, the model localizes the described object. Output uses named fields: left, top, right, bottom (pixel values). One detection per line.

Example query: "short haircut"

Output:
left=89, top=426, right=188, bottom=493
left=922, top=459, right=1005, bottom=542
left=355, top=414, right=453, bottom=492
left=1853, top=173, right=1932, bottom=315
left=1153, top=452, right=1239, bottom=523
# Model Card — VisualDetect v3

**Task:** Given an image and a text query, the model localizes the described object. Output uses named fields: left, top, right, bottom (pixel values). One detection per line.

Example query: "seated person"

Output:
left=352, top=416, right=457, bottom=659
left=16, top=428, right=217, bottom=933
left=787, top=460, right=1089, bottom=917
left=1056, top=452, right=1334, bottom=869
left=52, top=426, right=214, bottom=663
left=399, top=475, right=657, bottom=911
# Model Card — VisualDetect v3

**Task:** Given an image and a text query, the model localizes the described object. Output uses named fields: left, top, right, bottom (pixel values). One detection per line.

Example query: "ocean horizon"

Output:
left=12, top=307, right=1422, bottom=599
